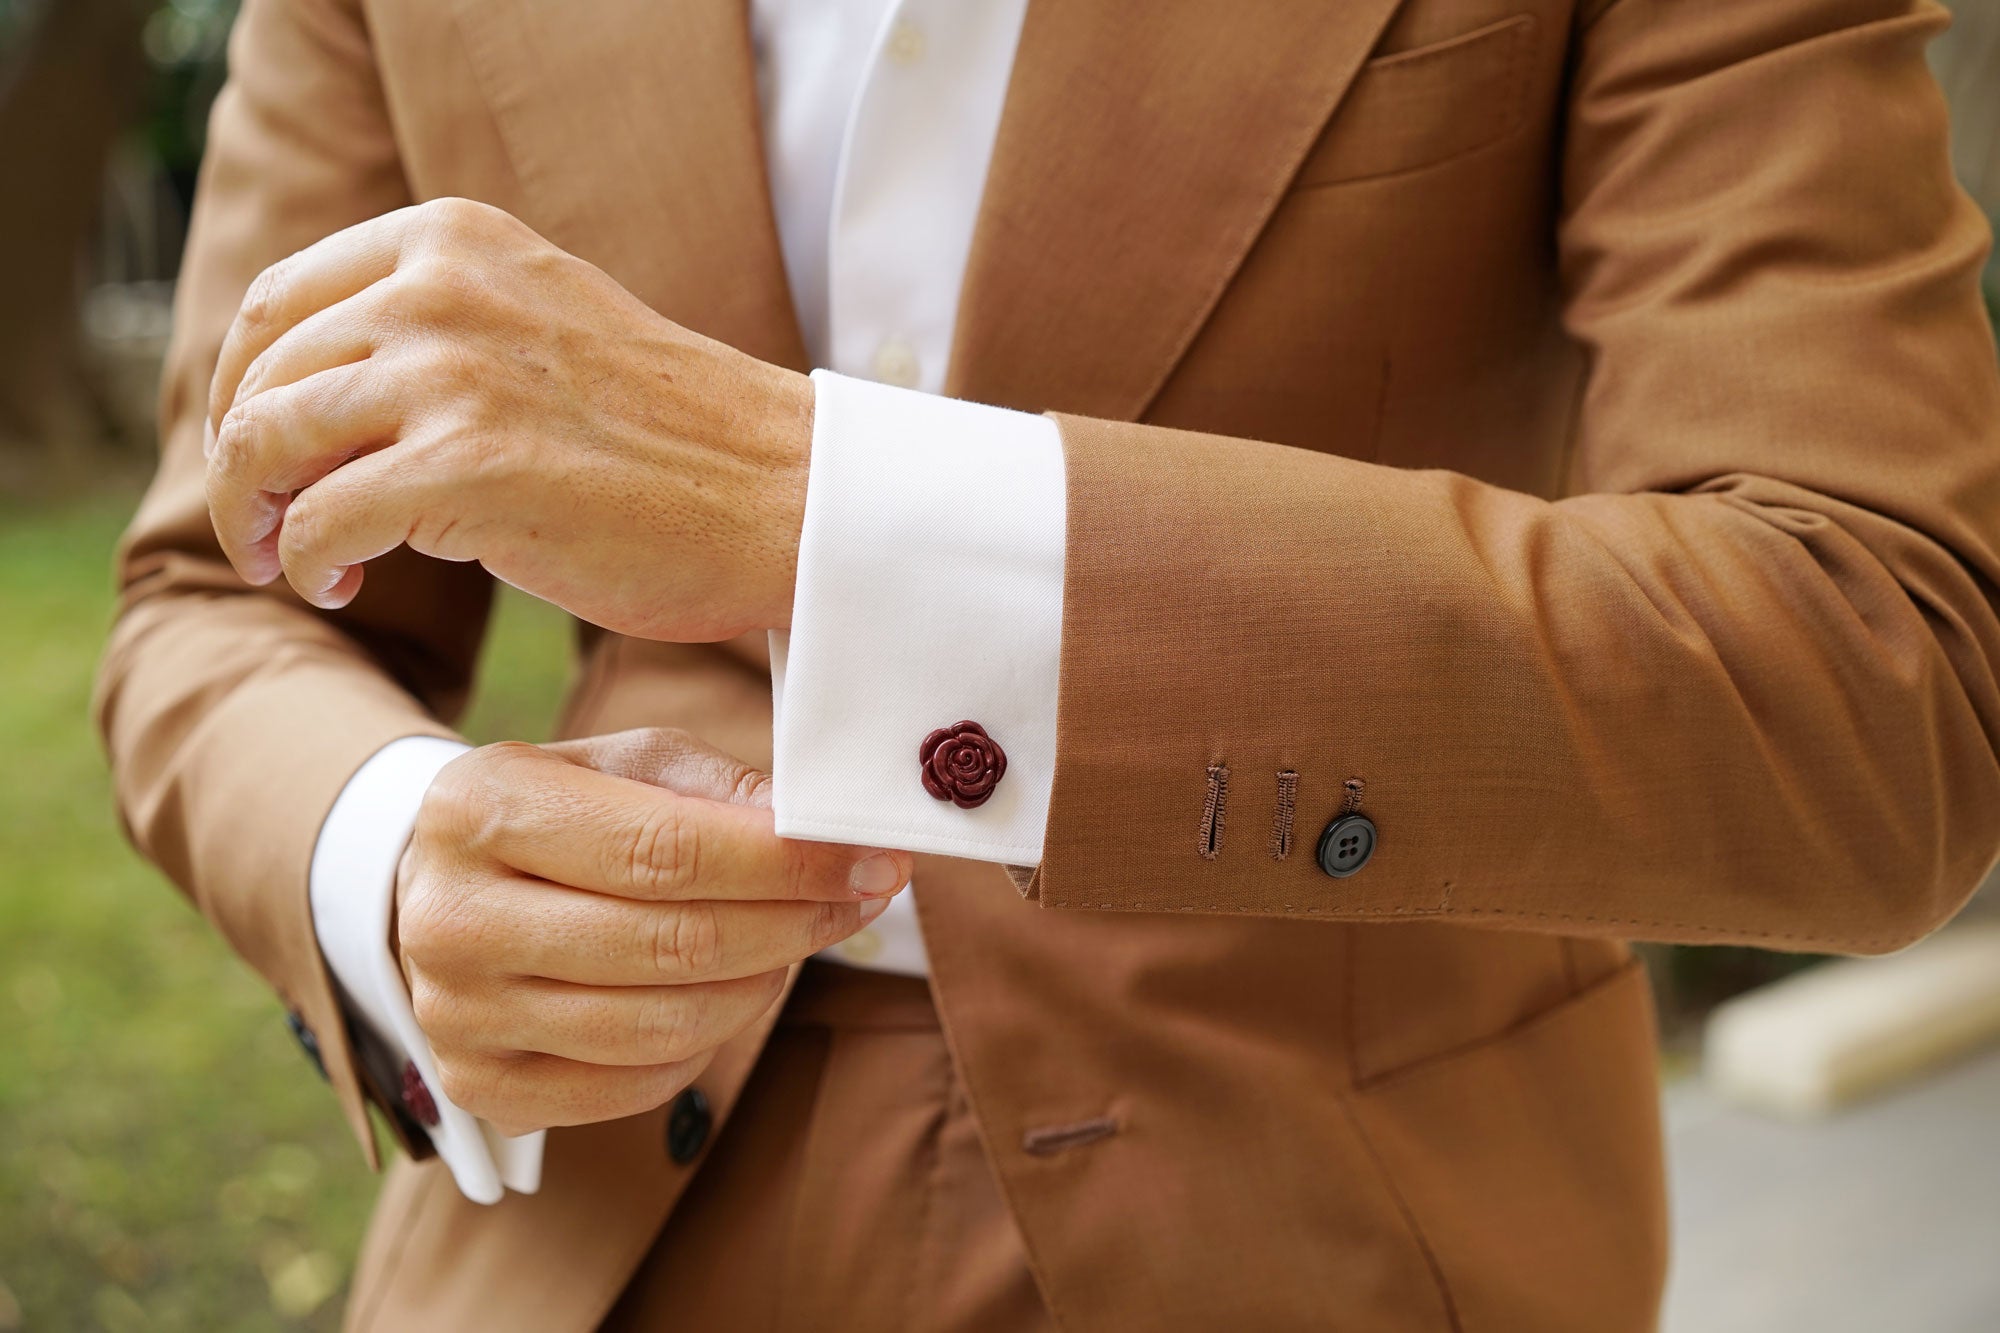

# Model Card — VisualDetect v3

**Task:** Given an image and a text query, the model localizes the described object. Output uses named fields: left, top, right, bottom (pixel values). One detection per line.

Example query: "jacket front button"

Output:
left=666, top=1087, right=712, bottom=1165
left=1316, top=814, right=1377, bottom=878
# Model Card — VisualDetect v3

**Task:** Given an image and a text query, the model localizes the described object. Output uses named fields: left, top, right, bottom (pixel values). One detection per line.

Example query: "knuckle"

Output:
left=392, top=262, right=465, bottom=326
left=478, top=739, right=544, bottom=780
left=434, top=1057, right=490, bottom=1116
left=275, top=490, right=318, bottom=546
left=626, top=804, right=695, bottom=895
left=208, top=407, right=262, bottom=481
left=777, top=837, right=821, bottom=901
left=397, top=884, right=440, bottom=957
left=425, top=196, right=488, bottom=234
left=407, top=973, right=458, bottom=1041
left=232, top=360, right=268, bottom=411
left=809, top=900, right=859, bottom=949
left=238, top=264, right=288, bottom=333
left=233, top=342, right=294, bottom=408
left=730, top=764, right=774, bottom=809
left=420, top=757, right=480, bottom=835
left=213, top=392, right=278, bottom=474
left=638, top=991, right=699, bottom=1060
left=436, top=742, right=535, bottom=849
left=651, top=903, right=722, bottom=978
left=421, top=197, right=523, bottom=255
left=400, top=892, right=468, bottom=974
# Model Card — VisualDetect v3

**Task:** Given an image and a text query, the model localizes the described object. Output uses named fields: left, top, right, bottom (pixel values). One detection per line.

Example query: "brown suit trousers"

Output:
left=598, top=964, right=1052, bottom=1332
left=98, top=0, right=2000, bottom=1328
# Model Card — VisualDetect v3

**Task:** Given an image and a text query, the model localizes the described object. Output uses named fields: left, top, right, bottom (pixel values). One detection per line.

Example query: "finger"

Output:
left=461, top=758, right=910, bottom=903
left=437, top=1048, right=710, bottom=1136
left=206, top=362, right=406, bottom=584
left=459, top=876, right=890, bottom=986
left=208, top=207, right=425, bottom=442
left=218, top=291, right=385, bottom=432
left=452, top=970, right=789, bottom=1068
left=272, top=442, right=462, bottom=608
left=543, top=728, right=773, bottom=809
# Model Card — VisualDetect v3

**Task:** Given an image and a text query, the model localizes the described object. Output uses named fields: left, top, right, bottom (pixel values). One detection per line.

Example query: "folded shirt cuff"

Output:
left=771, top=369, right=1066, bottom=865
left=308, top=735, right=543, bottom=1203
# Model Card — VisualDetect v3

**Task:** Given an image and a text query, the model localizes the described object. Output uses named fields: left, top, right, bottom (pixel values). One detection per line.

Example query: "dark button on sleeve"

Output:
left=285, top=1010, right=328, bottom=1081
left=666, top=1086, right=712, bottom=1164
left=1316, top=813, right=1377, bottom=878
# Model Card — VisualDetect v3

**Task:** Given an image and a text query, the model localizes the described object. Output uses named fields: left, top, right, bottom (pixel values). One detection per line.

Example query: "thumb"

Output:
left=542, top=727, right=772, bottom=808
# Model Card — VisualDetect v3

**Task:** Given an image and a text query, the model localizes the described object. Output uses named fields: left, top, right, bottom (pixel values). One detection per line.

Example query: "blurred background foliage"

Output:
left=0, top=0, right=233, bottom=180
left=0, top=493, right=571, bottom=1331
left=0, top=0, right=1995, bottom=1328
left=0, top=0, right=234, bottom=491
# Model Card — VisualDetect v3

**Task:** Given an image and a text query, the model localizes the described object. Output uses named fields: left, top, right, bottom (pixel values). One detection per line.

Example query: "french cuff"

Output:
left=770, top=369, right=1066, bottom=865
left=309, top=735, right=544, bottom=1204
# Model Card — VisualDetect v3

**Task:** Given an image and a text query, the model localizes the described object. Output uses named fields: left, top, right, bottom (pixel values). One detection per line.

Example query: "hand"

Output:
left=203, top=197, right=813, bottom=641
left=393, top=728, right=908, bottom=1137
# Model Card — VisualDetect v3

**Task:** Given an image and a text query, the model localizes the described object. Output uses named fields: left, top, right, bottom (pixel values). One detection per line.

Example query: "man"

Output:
left=97, top=0, right=2000, bottom=1328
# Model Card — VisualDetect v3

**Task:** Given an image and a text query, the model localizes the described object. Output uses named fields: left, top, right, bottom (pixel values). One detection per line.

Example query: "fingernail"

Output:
left=202, top=419, right=217, bottom=458
left=241, top=550, right=281, bottom=586
left=848, top=853, right=904, bottom=897
left=858, top=896, right=891, bottom=924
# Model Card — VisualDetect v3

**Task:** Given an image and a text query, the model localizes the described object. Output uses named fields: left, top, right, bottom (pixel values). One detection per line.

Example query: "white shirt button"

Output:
left=840, top=928, right=886, bottom=964
left=884, top=19, right=926, bottom=67
left=872, top=337, right=921, bottom=388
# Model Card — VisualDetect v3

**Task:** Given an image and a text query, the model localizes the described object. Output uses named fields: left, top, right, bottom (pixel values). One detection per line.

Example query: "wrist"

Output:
left=757, top=364, right=814, bottom=631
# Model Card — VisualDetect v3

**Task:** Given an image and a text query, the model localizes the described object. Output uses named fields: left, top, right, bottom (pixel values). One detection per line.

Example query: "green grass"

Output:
left=0, top=487, right=573, bottom=1331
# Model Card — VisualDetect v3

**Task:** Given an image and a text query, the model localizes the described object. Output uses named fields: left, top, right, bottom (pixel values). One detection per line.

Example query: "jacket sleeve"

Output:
left=1033, top=0, right=2000, bottom=955
left=93, top=0, right=493, bottom=1161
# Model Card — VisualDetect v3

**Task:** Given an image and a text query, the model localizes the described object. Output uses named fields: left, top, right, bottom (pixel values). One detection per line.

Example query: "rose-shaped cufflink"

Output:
left=401, top=1060, right=440, bottom=1128
left=919, top=720, right=1007, bottom=809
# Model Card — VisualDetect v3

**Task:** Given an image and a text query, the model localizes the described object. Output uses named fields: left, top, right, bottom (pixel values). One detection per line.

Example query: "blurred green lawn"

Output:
left=0, top=486, right=574, bottom=1331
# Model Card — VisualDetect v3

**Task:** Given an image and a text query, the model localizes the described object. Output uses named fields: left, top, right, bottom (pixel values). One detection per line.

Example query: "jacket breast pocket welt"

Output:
left=1292, top=13, right=1541, bottom=189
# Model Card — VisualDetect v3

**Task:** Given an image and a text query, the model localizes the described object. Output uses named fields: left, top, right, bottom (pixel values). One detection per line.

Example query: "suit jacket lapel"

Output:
left=448, top=0, right=810, bottom=371
left=947, top=0, right=1410, bottom=420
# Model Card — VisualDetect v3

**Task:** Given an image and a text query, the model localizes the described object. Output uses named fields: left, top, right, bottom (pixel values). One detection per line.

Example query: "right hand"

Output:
left=394, top=728, right=909, bottom=1137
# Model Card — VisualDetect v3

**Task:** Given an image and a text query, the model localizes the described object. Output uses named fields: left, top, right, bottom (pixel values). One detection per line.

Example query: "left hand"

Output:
left=203, top=197, right=812, bottom=641
left=394, top=727, right=907, bottom=1137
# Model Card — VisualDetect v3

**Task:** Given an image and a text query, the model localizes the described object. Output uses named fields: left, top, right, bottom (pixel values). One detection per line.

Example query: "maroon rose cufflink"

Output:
left=402, top=1060, right=441, bottom=1128
left=920, top=720, right=1007, bottom=809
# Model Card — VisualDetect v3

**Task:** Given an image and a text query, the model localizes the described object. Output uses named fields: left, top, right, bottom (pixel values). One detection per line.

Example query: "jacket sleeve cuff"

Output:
left=310, top=735, right=544, bottom=1203
left=769, top=369, right=1065, bottom=865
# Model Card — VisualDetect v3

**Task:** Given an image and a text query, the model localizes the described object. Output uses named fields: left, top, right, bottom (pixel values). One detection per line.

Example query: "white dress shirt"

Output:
left=309, top=0, right=1068, bottom=1202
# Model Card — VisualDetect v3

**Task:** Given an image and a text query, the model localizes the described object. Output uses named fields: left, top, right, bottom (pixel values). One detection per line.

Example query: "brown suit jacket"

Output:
left=97, top=0, right=2000, bottom=1328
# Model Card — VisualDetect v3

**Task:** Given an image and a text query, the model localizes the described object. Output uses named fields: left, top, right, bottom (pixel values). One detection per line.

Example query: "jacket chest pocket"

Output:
left=1292, top=13, right=1542, bottom=189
